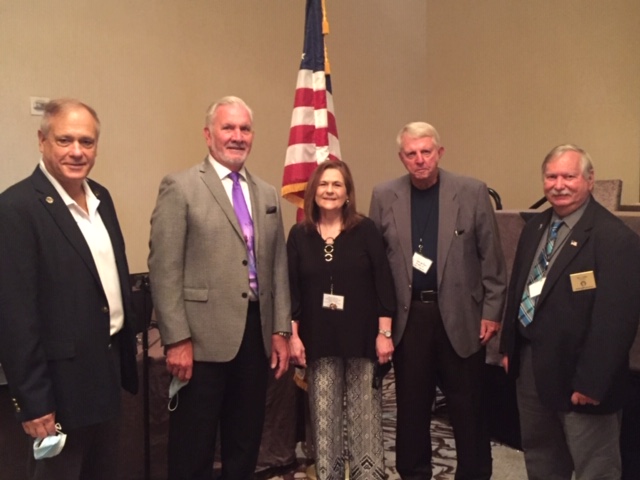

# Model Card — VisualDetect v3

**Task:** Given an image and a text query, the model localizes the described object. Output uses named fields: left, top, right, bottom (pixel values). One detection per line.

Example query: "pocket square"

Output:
left=266, top=206, right=277, bottom=214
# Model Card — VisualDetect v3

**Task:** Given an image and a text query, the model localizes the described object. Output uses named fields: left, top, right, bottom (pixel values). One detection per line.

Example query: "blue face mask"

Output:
left=168, top=376, right=189, bottom=412
left=33, top=423, right=67, bottom=460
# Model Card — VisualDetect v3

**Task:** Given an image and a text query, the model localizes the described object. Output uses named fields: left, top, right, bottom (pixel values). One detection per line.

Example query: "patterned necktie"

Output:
left=518, top=220, right=563, bottom=327
left=229, top=171, right=258, bottom=298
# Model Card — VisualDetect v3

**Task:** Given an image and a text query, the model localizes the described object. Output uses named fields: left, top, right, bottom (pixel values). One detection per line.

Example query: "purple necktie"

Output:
left=229, top=171, right=258, bottom=298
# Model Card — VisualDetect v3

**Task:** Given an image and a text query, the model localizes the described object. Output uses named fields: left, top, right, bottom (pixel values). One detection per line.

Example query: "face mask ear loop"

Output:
left=168, top=393, right=179, bottom=412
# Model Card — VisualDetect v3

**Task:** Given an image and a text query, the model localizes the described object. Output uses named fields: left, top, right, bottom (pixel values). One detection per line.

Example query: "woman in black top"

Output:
left=287, top=160, right=395, bottom=480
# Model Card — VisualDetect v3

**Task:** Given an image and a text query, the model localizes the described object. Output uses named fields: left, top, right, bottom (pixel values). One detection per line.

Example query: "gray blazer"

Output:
left=369, top=169, right=506, bottom=358
left=148, top=159, right=290, bottom=362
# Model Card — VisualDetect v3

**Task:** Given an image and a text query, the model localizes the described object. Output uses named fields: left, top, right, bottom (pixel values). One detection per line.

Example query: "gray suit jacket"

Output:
left=369, top=169, right=506, bottom=358
left=148, top=159, right=290, bottom=361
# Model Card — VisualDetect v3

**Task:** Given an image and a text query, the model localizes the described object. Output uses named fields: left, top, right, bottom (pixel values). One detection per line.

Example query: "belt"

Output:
left=411, top=290, right=438, bottom=303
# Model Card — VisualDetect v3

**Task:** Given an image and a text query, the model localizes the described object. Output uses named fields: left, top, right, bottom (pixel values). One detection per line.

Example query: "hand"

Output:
left=479, top=319, right=500, bottom=345
left=270, top=334, right=290, bottom=379
left=376, top=336, right=394, bottom=364
left=165, top=338, right=193, bottom=381
left=22, top=412, right=57, bottom=439
left=501, top=355, right=509, bottom=374
left=571, top=391, right=600, bottom=406
left=289, top=336, right=307, bottom=368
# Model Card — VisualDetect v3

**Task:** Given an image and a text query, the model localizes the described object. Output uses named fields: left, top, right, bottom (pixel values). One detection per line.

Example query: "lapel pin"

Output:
left=45, top=196, right=54, bottom=204
left=570, top=240, right=578, bottom=246
left=538, top=223, right=544, bottom=230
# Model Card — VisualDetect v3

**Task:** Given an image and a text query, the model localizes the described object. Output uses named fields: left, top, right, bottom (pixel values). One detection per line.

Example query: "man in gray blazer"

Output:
left=148, top=96, right=291, bottom=480
left=369, top=122, right=506, bottom=480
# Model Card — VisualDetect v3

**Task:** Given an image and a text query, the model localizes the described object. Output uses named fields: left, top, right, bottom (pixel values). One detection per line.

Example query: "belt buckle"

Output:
left=420, top=290, right=436, bottom=303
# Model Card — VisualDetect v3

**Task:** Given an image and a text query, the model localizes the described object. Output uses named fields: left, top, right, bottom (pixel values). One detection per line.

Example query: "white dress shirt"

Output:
left=39, top=160, right=124, bottom=335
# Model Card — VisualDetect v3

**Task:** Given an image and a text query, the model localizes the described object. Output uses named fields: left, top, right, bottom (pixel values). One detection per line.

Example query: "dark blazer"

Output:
left=500, top=198, right=640, bottom=413
left=369, top=169, right=507, bottom=358
left=0, top=167, right=138, bottom=430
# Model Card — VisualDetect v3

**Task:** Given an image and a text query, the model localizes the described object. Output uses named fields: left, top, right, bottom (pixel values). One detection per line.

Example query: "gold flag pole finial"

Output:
left=321, top=0, right=330, bottom=34
left=321, top=0, right=331, bottom=74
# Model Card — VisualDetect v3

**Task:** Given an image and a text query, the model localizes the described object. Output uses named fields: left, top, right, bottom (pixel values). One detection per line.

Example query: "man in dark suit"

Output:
left=0, top=98, right=138, bottom=480
left=369, top=122, right=507, bottom=480
left=500, top=144, right=640, bottom=480
left=148, top=96, right=290, bottom=480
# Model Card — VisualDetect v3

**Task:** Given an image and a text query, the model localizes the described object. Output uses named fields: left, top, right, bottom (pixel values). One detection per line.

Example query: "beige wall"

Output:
left=1, top=1, right=638, bottom=271
left=425, top=0, right=640, bottom=209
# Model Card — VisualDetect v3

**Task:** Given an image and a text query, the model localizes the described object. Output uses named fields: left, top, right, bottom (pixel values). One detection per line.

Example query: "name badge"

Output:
left=529, top=278, right=545, bottom=298
left=412, top=252, right=433, bottom=274
left=570, top=271, right=597, bottom=292
left=322, top=293, right=345, bottom=311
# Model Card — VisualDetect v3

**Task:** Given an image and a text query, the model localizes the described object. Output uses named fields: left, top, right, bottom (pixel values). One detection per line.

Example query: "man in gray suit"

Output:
left=369, top=122, right=506, bottom=480
left=148, top=96, right=291, bottom=480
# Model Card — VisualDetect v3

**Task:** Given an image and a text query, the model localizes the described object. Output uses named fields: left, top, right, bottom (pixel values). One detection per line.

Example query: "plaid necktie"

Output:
left=229, top=172, right=259, bottom=298
left=518, top=220, right=563, bottom=327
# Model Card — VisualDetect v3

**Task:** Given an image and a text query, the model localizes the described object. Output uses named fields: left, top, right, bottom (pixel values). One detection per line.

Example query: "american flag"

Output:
left=282, top=0, right=341, bottom=214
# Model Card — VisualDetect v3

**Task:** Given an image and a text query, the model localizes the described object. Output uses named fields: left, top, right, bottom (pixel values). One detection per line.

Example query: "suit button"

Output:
left=404, top=306, right=408, bottom=311
left=242, top=260, right=248, bottom=266
left=242, top=292, right=248, bottom=299
left=101, top=306, right=109, bottom=313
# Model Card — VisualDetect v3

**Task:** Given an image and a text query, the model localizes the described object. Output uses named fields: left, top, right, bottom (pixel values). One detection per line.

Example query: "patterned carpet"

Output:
left=259, top=368, right=526, bottom=480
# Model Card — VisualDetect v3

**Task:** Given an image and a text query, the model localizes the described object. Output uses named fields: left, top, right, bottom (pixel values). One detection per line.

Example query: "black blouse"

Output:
left=287, top=217, right=396, bottom=362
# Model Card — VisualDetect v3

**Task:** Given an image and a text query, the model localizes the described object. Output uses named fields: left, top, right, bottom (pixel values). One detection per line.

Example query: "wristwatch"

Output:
left=274, top=331, right=291, bottom=338
left=378, top=329, right=392, bottom=338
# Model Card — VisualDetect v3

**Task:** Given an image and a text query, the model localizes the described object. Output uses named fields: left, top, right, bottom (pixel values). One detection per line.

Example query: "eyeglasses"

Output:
left=324, top=242, right=334, bottom=262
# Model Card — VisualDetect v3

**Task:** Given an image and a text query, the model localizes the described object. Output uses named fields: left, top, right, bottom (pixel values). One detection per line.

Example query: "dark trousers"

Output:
left=167, top=302, right=269, bottom=480
left=621, top=372, right=640, bottom=480
left=26, top=335, right=124, bottom=480
left=27, top=416, right=121, bottom=480
left=1, top=385, right=30, bottom=479
left=394, top=301, right=491, bottom=480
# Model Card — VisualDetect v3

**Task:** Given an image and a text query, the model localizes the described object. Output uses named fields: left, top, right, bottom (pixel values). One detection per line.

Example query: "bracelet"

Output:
left=274, top=331, right=291, bottom=338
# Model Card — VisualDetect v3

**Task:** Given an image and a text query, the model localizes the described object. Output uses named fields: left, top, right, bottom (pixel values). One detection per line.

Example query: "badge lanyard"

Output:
left=412, top=200, right=435, bottom=274
left=415, top=200, right=435, bottom=256
left=322, top=237, right=344, bottom=310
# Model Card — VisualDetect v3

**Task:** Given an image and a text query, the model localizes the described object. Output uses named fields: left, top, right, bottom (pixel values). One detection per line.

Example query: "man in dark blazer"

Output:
left=148, top=96, right=291, bottom=480
left=500, top=144, right=640, bottom=480
left=369, top=122, right=506, bottom=480
left=0, top=99, right=138, bottom=480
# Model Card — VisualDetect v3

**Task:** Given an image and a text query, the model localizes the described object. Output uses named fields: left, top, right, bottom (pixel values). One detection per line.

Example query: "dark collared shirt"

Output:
left=411, top=180, right=440, bottom=293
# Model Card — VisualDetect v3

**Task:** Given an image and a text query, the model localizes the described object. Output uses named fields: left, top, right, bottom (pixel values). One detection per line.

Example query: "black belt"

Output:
left=411, top=290, right=438, bottom=303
